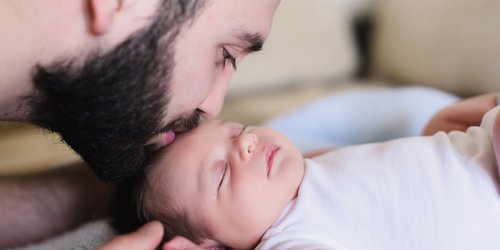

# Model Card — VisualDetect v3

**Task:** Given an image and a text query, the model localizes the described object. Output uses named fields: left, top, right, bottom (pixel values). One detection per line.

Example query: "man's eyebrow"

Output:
left=237, top=32, right=263, bottom=52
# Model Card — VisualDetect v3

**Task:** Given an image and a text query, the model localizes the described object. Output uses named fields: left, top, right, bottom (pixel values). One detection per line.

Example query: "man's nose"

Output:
left=235, top=133, right=258, bottom=162
left=198, top=73, right=232, bottom=118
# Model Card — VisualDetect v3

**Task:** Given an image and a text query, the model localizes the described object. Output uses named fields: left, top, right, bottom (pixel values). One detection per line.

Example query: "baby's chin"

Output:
left=239, top=228, right=273, bottom=250
left=216, top=227, right=267, bottom=250
left=289, top=146, right=306, bottom=194
left=292, top=165, right=305, bottom=198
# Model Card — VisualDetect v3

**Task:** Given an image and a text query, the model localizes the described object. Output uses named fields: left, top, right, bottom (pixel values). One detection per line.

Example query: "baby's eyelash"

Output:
left=223, top=48, right=237, bottom=70
left=238, top=126, right=247, bottom=138
left=218, top=162, right=229, bottom=192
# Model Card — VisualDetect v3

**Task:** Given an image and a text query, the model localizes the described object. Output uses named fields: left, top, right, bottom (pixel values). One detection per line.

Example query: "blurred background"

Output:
left=1, top=0, right=499, bottom=174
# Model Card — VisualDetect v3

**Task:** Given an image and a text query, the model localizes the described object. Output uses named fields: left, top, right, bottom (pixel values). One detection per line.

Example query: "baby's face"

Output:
left=155, top=120, right=304, bottom=248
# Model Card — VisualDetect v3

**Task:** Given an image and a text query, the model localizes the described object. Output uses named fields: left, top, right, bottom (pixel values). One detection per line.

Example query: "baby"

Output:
left=114, top=107, right=500, bottom=250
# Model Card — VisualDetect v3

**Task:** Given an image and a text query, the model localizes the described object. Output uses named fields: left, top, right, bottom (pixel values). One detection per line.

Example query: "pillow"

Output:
left=229, top=0, right=358, bottom=96
left=370, top=0, right=500, bottom=96
left=264, top=85, right=458, bottom=153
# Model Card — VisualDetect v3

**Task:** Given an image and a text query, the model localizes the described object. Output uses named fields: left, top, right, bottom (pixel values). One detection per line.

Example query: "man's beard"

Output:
left=28, top=0, right=203, bottom=183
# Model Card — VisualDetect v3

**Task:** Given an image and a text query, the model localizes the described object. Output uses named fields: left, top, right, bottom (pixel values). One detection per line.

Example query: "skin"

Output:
left=164, top=0, right=280, bottom=129
left=492, top=112, right=500, bottom=167
left=422, top=93, right=497, bottom=136
left=423, top=93, right=500, bottom=176
left=150, top=120, right=305, bottom=249
left=0, top=162, right=114, bottom=249
left=0, top=0, right=281, bottom=249
left=0, top=0, right=162, bottom=120
left=97, top=221, right=165, bottom=250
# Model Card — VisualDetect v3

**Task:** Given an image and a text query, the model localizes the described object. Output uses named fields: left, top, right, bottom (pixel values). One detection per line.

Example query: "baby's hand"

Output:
left=422, top=93, right=497, bottom=136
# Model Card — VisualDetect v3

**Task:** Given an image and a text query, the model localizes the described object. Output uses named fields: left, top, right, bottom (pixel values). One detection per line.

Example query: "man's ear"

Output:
left=88, top=0, right=122, bottom=35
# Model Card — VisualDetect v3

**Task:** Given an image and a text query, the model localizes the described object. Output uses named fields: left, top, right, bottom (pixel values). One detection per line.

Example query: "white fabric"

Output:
left=257, top=107, right=500, bottom=250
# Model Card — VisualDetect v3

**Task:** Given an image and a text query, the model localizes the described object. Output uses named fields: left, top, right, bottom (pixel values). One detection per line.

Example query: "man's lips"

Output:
left=164, top=130, right=176, bottom=145
left=266, top=144, right=280, bottom=177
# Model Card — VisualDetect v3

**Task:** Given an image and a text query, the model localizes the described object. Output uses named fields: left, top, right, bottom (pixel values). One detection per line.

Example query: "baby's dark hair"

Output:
left=111, top=147, right=211, bottom=245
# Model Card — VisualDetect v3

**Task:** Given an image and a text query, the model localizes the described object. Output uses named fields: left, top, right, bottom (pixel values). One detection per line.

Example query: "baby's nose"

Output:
left=237, top=133, right=258, bottom=162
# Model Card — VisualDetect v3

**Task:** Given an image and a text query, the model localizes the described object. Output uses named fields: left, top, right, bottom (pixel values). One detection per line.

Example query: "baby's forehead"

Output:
left=148, top=137, right=203, bottom=197
left=154, top=131, right=200, bottom=171
left=148, top=146, right=185, bottom=193
left=153, top=119, right=230, bottom=172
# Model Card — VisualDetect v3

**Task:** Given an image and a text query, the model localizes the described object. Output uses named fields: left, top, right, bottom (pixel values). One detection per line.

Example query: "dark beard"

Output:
left=28, top=0, right=204, bottom=183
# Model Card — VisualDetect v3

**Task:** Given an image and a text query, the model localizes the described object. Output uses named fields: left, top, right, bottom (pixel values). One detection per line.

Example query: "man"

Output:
left=0, top=0, right=281, bottom=249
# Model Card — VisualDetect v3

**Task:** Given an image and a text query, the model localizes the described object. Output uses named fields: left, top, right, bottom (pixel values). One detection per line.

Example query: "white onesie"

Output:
left=257, top=107, right=500, bottom=250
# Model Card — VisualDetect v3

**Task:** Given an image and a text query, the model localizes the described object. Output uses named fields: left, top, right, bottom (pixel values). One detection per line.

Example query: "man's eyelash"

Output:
left=223, top=48, right=237, bottom=70
left=218, top=162, right=229, bottom=191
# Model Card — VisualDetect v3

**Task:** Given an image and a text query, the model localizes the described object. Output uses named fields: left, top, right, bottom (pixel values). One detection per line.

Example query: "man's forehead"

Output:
left=198, top=0, right=276, bottom=40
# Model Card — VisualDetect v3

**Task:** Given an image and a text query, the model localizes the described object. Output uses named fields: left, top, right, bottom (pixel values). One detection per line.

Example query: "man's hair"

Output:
left=28, top=0, right=205, bottom=182
left=111, top=147, right=211, bottom=245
